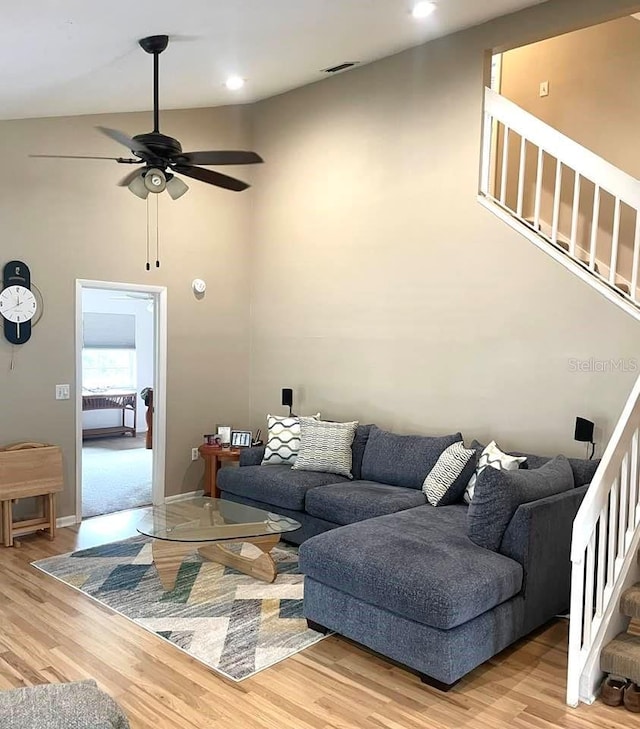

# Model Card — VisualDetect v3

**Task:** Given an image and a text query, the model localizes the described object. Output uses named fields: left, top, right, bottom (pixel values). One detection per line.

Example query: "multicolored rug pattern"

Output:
left=33, top=536, right=327, bottom=681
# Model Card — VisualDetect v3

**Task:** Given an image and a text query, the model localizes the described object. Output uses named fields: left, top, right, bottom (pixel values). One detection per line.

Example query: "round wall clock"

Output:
left=1, top=261, right=38, bottom=345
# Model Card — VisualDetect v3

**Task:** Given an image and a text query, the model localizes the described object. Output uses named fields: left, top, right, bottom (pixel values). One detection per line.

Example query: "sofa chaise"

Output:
left=218, top=424, right=597, bottom=687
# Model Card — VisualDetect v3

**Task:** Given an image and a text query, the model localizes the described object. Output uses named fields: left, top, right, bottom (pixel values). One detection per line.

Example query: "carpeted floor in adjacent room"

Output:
left=82, top=438, right=152, bottom=518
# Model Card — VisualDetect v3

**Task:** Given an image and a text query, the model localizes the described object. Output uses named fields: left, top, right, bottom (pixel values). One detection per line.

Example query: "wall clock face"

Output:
left=2, top=261, right=36, bottom=344
left=0, top=286, right=37, bottom=326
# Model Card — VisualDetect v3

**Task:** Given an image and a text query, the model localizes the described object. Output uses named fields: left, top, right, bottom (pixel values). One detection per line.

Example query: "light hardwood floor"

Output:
left=0, top=510, right=632, bottom=729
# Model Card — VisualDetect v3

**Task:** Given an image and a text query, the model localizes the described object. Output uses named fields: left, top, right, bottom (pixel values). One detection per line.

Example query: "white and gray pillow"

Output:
left=261, top=413, right=320, bottom=466
left=464, top=440, right=527, bottom=504
left=422, top=441, right=477, bottom=506
left=292, top=418, right=358, bottom=478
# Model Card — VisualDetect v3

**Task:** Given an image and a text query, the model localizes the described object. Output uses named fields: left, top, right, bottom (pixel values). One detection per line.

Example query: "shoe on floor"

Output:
left=624, top=682, right=640, bottom=712
left=601, top=675, right=629, bottom=706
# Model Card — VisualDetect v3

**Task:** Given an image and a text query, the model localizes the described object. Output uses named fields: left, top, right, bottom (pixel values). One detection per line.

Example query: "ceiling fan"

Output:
left=31, top=35, right=263, bottom=200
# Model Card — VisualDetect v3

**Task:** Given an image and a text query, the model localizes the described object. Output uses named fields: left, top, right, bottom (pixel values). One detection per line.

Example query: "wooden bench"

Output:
left=0, top=442, right=64, bottom=547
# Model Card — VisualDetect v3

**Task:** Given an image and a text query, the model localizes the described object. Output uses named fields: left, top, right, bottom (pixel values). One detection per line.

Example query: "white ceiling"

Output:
left=0, top=0, right=549, bottom=121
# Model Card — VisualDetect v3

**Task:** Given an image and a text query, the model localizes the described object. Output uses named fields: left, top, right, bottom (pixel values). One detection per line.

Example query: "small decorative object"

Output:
left=574, top=416, right=596, bottom=460
left=204, top=433, right=222, bottom=447
left=231, top=430, right=252, bottom=448
left=192, top=278, right=206, bottom=294
left=281, top=388, right=294, bottom=416
left=216, top=425, right=232, bottom=447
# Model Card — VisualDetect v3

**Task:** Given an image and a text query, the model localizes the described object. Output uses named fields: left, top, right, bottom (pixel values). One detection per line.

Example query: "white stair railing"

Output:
left=480, top=87, right=640, bottom=313
left=567, top=373, right=640, bottom=706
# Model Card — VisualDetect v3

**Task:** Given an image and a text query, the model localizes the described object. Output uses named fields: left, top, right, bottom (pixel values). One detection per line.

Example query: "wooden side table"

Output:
left=0, top=443, right=63, bottom=547
left=198, top=445, right=241, bottom=498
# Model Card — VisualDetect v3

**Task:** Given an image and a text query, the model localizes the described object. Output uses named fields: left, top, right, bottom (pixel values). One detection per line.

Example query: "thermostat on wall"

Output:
left=192, top=279, right=206, bottom=294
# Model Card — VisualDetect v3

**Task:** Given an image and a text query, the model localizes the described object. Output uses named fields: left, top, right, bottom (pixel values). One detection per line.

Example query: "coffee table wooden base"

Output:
left=151, top=534, right=281, bottom=591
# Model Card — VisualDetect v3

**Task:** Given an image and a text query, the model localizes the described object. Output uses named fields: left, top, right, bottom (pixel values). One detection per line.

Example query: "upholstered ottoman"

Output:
left=0, top=680, right=129, bottom=729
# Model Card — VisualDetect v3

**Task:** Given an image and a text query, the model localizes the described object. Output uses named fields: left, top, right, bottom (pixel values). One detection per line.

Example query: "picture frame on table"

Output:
left=216, top=425, right=232, bottom=447
left=231, top=430, right=252, bottom=448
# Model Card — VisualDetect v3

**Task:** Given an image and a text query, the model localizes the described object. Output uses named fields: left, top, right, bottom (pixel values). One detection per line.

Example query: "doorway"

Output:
left=75, top=280, right=167, bottom=522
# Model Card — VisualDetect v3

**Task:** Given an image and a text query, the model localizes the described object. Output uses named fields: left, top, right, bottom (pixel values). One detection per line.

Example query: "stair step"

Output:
left=621, top=583, right=640, bottom=619
left=601, top=633, right=640, bottom=683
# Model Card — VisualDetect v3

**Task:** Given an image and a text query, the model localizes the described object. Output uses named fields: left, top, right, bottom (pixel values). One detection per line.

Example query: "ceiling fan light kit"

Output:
left=165, top=175, right=189, bottom=200
left=127, top=173, right=149, bottom=200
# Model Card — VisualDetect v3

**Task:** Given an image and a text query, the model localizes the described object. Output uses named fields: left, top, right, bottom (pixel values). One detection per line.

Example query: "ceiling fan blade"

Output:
left=97, top=126, right=151, bottom=156
left=174, top=150, right=264, bottom=166
left=173, top=165, right=250, bottom=192
left=117, top=169, right=145, bottom=187
left=30, top=154, right=141, bottom=163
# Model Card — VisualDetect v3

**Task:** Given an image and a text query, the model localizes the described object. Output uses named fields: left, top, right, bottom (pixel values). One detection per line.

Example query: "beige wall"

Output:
left=500, top=16, right=640, bottom=284
left=0, top=106, right=253, bottom=516
left=501, top=16, right=640, bottom=176
left=248, top=0, right=640, bottom=458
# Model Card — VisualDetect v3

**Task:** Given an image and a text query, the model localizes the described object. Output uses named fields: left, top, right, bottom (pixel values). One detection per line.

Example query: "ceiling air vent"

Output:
left=322, top=62, right=360, bottom=74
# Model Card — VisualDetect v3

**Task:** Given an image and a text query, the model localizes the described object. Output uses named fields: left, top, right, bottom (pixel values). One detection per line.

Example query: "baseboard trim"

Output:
left=57, top=515, right=80, bottom=528
left=164, top=490, right=204, bottom=504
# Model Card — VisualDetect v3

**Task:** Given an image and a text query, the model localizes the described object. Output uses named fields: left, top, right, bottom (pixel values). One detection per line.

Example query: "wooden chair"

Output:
left=0, top=442, right=64, bottom=547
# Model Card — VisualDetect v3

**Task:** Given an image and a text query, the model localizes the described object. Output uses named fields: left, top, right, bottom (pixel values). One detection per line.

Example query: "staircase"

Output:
left=479, top=86, right=640, bottom=323
left=478, top=86, right=640, bottom=707
left=602, top=578, right=640, bottom=683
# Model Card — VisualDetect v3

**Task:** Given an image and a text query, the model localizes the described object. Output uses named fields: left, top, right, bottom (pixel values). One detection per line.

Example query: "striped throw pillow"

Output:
left=422, top=441, right=477, bottom=506
left=292, top=418, right=358, bottom=478
left=261, top=414, right=320, bottom=466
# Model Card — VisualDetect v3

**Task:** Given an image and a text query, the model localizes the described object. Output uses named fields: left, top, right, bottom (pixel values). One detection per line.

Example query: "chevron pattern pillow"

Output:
left=464, top=440, right=527, bottom=503
left=261, top=413, right=320, bottom=466
left=422, top=441, right=477, bottom=506
left=292, top=418, right=358, bottom=478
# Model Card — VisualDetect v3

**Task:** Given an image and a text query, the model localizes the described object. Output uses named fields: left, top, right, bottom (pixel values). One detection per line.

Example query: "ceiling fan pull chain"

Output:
left=145, top=196, right=151, bottom=271
left=156, top=194, right=160, bottom=268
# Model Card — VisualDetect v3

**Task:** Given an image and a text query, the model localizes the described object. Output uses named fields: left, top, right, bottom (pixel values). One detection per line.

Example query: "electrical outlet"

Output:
left=191, top=447, right=199, bottom=461
left=55, top=384, right=70, bottom=400
left=539, top=80, right=549, bottom=97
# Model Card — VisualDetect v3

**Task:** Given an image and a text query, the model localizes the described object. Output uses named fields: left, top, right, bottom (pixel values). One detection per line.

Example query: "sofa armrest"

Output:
left=500, top=485, right=588, bottom=635
left=239, top=446, right=265, bottom=467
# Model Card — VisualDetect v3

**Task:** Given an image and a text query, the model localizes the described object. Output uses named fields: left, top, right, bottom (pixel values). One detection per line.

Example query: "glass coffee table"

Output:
left=137, top=497, right=301, bottom=590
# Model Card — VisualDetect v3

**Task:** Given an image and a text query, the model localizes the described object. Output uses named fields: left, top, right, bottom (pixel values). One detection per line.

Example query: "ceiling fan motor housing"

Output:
left=134, top=132, right=182, bottom=163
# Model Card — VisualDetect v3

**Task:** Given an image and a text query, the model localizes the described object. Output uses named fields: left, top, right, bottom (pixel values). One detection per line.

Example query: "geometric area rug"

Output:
left=32, top=536, right=329, bottom=681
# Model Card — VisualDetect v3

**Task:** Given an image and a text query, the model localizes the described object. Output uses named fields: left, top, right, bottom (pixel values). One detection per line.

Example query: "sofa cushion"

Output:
left=360, top=426, right=462, bottom=489
left=467, top=455, right=574, bottom=551
left=217, top=464, right=348, bottom=511
left=351, top=424, right=373, bottom=480
left=299, top=505, right=523, bottom=630
left=292, top=418, right=358, bottom=478
left=305, top=481, right=427, bottom=525
left=510, top=451, right=599, bottom=487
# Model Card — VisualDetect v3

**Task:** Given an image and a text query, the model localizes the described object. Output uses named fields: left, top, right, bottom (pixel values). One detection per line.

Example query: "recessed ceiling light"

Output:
left=412, top=1, right=437, bottom=19
left=225, top=76, right=245, bottom=91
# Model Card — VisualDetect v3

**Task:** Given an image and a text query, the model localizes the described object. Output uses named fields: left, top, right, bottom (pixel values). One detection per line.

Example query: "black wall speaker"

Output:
left=281, top=388, right=293, bottom=408
left=574, top=417, right=595, bottom=443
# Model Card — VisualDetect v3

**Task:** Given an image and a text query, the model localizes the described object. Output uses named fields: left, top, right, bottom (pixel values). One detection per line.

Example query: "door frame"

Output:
left=75, top=279, right=168, bottom=522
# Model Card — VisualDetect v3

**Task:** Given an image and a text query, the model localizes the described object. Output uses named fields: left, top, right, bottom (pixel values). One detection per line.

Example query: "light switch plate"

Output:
left=539, top=81, right=549, bottom=97
left=55, top=384, right=70, bottom=400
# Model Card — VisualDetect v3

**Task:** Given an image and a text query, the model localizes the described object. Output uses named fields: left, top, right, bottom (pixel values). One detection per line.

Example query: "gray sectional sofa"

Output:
left=218, top=424, right=597, bottom=688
